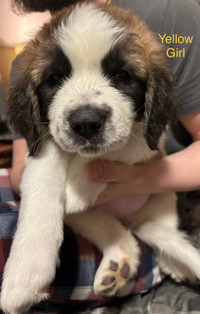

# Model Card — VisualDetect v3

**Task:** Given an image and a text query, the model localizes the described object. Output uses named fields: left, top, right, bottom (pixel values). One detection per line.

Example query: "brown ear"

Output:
left=144, top=65, right=179, bottom=150
left=7, top=52, right=47, bottom=156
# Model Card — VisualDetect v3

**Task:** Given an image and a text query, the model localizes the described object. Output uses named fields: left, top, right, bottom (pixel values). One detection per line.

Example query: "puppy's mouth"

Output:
left=77, top=143, right=104, bottom=156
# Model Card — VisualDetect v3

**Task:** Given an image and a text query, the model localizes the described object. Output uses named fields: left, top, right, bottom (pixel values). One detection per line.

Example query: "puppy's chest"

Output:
left=65, top=145, right=158, bottom=215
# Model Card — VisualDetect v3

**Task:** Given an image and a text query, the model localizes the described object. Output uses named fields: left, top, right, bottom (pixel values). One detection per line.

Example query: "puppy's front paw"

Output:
left=0, top=237, right=59, bottom=314
left=1, top=283, right=48, bottom=314
left=94, top=241, right=139, bottom=297
left=0, top=256, right=52, bottom=314
left=66, top=185, right=93, bottom=213
left=65, top=155, right=106, bottom=214
left=65, top=178, right=105, bottom=214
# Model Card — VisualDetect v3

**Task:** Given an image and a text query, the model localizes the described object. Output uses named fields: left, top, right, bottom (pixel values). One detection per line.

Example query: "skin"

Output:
left=10, top=138, right=26, bottom=194
left=10, top=0, right=200, bottom=201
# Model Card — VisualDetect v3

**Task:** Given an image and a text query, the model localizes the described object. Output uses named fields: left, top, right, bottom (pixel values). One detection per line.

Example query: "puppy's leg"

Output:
left=133, top=193, right=200, bottom=283
left=136, top=221, right=200, bottom=283
left=1, top=140, right=67, bottom=314
left=65, top=211, right=140, bottom=297
left=66, top=156, right=106, bottom=214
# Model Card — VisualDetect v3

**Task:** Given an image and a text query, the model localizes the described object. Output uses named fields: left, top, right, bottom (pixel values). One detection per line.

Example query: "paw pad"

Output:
left=94, top=257, right=133, bottom=297
left=109, top=260, right=118, bottom=272
left=102, top=275, right=115, bottom=286
left=120, top=260, right=130, bottom=279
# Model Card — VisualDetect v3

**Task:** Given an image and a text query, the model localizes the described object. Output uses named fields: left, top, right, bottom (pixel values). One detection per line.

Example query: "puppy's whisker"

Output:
left=135, top=120, right=169, bottom=128
left=134, top=104, right=145, bottom=114
left=21, top=120, right=49, bottom=125
left=132, top=131, right=157, bottom=148
left=129, top=133, right=146, bottom=143
left=132, top=125, right=158, bottom=144
left=31, top=131, right=49, bottom=150
left=127, top=144, right=146, bottom=161
left=132, top=134, right=146, bottom=141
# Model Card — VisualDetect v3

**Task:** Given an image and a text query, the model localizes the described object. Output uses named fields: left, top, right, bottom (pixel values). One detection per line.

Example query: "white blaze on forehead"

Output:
left=57, top=3, right=124, bottom=70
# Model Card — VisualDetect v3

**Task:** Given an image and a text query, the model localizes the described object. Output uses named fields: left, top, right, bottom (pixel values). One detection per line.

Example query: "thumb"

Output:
left=85, top=160, right=128, bottom=183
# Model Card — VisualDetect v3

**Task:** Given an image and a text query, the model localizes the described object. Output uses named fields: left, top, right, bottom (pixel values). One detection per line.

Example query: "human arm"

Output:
left=10, top=138, right=27, bottom=194
left=85, top=112, right=200, bottom=205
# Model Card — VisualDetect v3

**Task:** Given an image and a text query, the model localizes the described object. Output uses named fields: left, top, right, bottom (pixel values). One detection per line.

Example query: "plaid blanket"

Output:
left=0, top=169, right=164, bottom=312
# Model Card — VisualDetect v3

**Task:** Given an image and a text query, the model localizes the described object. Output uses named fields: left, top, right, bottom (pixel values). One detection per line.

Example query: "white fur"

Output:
left=49, top=4, right=132, bottom=155
left=2, top=4, right=200, bottom=313
left=1, top=141, right=67, bottom=313
left=57, top=3, right=124, bottom=69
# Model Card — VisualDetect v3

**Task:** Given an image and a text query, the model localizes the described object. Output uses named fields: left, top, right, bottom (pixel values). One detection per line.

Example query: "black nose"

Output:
left=69, top=107, right=107, bottom=139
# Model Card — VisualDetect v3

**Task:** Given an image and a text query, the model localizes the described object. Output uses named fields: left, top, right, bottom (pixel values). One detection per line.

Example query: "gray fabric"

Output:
left=112, top=0, right=200, bottom=116
left=85, top=280, right=200, bottom=314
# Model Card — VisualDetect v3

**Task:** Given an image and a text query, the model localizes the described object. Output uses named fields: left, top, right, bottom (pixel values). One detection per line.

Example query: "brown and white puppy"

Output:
left=1, top=3, right=200, bottom=313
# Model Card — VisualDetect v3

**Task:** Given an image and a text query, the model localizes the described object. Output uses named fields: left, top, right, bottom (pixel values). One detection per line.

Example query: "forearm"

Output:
left=137, top=141, right=200, bottom=193
left=10, top=138, right=27, bottom=194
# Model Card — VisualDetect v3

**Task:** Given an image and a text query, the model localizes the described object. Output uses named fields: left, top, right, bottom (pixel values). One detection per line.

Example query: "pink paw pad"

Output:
left=120, top=260, right=130, bottom=279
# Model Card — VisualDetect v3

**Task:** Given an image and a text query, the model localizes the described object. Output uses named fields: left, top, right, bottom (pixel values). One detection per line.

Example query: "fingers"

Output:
left=94, top=183, right=118, bottom=205
left=85, top=160, right=128, bottom=183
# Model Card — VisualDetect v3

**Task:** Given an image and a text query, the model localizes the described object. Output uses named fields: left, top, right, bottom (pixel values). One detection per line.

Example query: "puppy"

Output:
left=2, top=3, right=200, bottom=313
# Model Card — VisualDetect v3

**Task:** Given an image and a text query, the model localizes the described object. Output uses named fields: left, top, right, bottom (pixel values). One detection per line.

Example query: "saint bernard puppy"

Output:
left=1, top=2, right=200, bottom=313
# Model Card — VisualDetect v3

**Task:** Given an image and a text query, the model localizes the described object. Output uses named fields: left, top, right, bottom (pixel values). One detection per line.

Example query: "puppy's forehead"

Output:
left=56, top=3, right=124, bottom=68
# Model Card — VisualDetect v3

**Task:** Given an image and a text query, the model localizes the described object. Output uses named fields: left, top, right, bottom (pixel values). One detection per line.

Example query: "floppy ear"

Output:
left=144, top=65, right=179, bottom=150
left=7, top=52, right=47, bottom=156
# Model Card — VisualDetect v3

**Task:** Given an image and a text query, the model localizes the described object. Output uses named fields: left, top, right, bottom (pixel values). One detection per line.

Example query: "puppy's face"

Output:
left=47, top=5, right=147, bottom=156
left=8, top=3, right=178, bottom=156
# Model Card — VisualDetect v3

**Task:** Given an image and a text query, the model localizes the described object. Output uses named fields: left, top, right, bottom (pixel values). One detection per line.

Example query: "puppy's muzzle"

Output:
left=68, top=106, right=110, bottom=140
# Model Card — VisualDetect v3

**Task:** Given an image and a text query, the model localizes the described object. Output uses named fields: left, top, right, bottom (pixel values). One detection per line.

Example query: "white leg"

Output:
left=65, top=210, right=140, bottom=297
left=135, top=220, right=200, bottom=283
left=65, top=155, right=106, bottom=214
left=1, top=140, right=67, bottom=314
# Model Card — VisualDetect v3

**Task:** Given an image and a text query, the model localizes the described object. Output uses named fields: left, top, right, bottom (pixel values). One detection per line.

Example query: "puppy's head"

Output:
left=7, top=3, right=178, bottom=156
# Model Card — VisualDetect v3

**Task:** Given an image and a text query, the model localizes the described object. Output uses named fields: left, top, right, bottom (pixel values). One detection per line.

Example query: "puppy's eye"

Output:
left=114, top=69, right=133, bottom=81
left=46, top=73, right=65, bottom=87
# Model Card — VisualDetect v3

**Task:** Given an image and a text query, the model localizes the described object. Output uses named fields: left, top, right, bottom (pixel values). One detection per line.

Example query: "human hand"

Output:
left=85, top=160, right=150, bottom=206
